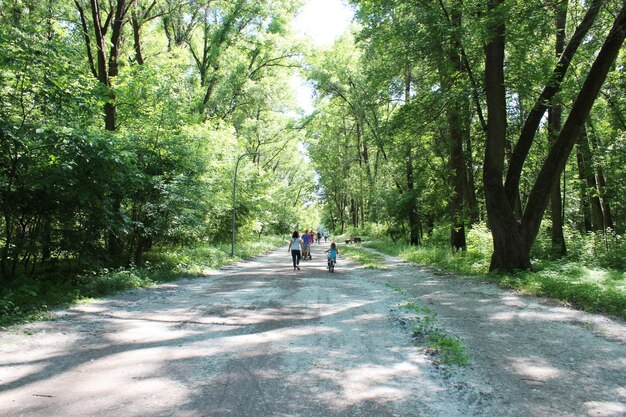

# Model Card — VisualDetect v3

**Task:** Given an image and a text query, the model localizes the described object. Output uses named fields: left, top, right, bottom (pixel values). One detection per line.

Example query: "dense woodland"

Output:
left=1, top=0, right=626, bottom=295
left=1, top=0, right=310, bottom=282
left=308, top=0, right=626, bottom=272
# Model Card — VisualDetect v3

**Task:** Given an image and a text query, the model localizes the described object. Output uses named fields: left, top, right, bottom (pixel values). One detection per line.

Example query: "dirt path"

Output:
left=0, top=243, right=624, bottom=417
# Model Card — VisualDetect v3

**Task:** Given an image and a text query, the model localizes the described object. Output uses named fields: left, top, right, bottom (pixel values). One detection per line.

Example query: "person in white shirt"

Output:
left=288, top=230, right=303, bottom=270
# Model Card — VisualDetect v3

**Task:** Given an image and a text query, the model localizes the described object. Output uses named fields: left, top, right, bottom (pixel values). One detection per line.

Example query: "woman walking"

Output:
left=288, top=230, right=302, bottom=270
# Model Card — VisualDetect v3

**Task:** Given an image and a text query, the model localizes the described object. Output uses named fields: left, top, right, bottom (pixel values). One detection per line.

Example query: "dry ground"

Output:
left=0, top=242, right=624, bottom=417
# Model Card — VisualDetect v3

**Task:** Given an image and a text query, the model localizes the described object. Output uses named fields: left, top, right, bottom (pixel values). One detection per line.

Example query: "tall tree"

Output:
left=484, top=0, right=626, bottom=271
left=75, top=0, right=131, bottom=131
left=548, top=0, right=568, bottom=256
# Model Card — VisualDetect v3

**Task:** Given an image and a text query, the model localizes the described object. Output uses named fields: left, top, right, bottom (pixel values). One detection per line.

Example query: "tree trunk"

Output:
left=578, top=127, right=605, bottom=231
left=576, top=143, right=593, bottom=232
left=403, top=66, right=420, bottom=245
left=406, top=148, right=421, bottom=246
left=1, top=145, right=19, bottom=281
left=503, top=0, right=605, bottom=208
left=131, top=3, right=144, bottom=65
left=587, top=127, right=615, bottom=230
left=484, top=0, right=532, bottom=270
left=521, top=3, right=626, bottom=257
left=548, top=1, right=568, bottom=257
left=448, top=99, right=466, bottom=250
left=595, top=170, right=614, bottom=230
left=443, top=6, right=467, bottom=251
left=484, top=0, right=626, bottom=272
left=464, top=134, right=480, bottom=224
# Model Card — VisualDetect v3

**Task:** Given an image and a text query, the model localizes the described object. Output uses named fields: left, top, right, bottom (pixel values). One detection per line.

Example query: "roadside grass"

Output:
left=0, top=236, right=284, bottom=327
left=340, top=245, right=388, bottom=269
left=366, top=238, right=626, bottom=319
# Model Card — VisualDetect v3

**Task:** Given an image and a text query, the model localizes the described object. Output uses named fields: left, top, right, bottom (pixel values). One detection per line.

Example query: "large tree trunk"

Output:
left=521, top=3, right=626, bottom=259
left=578, top=127, right=605, bottom=231
left=548, top=1, right=568, bottom=257
left=442, top=6, right=467, bottom=251
left=484, top=0, right=626, bottom=272
left=484, top=0, right=531, bottom=270
left=503, top=0, right=606, bottom=208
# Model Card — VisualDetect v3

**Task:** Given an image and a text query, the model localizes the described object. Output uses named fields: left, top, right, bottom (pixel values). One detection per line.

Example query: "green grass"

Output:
left=0, top=236, right=284, bottom=327
left=340, top=245, right=388, bottom=269
left=399, top=301, right=470, bottom=366
left=494, top=264, right=626, bottom=318
left=367, top=238, right=626, bottom=319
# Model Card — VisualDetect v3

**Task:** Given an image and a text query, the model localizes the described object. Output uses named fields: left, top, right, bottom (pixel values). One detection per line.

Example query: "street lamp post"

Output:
left=231, top=151, right=260, bottom=257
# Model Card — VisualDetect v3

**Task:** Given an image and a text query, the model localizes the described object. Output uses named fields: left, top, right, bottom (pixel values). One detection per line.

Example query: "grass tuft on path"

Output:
left=399, top=301, right=470, bottom=367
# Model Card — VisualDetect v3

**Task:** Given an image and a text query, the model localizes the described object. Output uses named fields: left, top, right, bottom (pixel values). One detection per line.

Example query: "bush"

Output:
left=363, top=231, right=625, bottom=319
left=0, top=237, right=285, bottom=327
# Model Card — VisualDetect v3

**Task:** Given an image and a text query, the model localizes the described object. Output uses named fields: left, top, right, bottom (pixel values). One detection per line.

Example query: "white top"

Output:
left=291, top=237, right=301, bottom=251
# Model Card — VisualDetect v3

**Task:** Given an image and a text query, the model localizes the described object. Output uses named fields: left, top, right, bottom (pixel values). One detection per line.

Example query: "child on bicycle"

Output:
left=325, top=242, right=339, bottom=269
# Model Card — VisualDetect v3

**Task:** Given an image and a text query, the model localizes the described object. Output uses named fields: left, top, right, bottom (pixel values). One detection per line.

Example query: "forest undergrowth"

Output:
left=0, top=236, right=285, bottom=327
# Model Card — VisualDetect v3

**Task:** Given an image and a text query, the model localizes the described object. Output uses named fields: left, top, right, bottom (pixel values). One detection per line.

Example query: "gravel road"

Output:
left=0, top=242, right=624, bottom=417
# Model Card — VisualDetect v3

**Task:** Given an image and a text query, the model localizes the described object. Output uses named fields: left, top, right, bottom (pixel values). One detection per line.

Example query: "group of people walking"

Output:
left=287, top=229, right=337, bottom=271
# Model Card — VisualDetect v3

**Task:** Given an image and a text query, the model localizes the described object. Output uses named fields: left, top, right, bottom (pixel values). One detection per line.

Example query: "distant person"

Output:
left=316, top=231, right=321, bottom=244
left=310, top=230, right=315, bottom=246
left=301, top=228, right=311, bottom=260
left=323, top=232, right=328, bottom=243
left=325, top=242, right=339, bottom=269
left=288, top=230, right=302, bottom=270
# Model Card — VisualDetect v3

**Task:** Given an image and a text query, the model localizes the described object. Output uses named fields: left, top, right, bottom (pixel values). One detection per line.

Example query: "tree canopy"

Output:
left=1, top=0, right=625, bottom=281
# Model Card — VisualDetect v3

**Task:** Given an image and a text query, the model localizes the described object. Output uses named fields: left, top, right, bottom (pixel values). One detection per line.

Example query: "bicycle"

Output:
left=327, top=257, right=336, bottom=272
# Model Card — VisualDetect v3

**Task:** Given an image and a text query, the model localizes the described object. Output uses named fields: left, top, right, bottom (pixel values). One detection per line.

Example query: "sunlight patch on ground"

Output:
left=108, top=318, right=198, bottom=342
left=303, top=300, right=375, bottom=318
left=583, top=401, right=626, bottom=416
left=490, top=310, right=577, bottom=322
left=224, top=325, right=338, bottom=347
left=0, top=363, right=45, bottom=387
left=309, top=361, right=425, bottom=406
left=60, top=375, right=187, bottom=417
left=170, top=325, right=339, bottom=359
left=508, top=356, right=563, bottom=382
left=341, top=313, right=386, bottom=324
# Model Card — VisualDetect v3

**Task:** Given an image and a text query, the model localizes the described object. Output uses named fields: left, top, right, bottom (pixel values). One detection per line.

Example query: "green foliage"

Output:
left=399, top=301, right=470, bottom=366
left=0, top=0, right=309, bottom=284
left=496, top=264, right=626, bottom=318
left=426, top=332, right=470, bottom=367
left=367, top=225, right=626, bottom=319
left=0, top=237, right=284, bottom=327
left=340, top=245, right=387, bottom=269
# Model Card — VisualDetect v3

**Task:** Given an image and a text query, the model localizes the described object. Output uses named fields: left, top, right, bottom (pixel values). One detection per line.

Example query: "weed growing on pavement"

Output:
left=385, top=283, right=408, bottom=295
left=399, top=301, right=470, bottom=367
